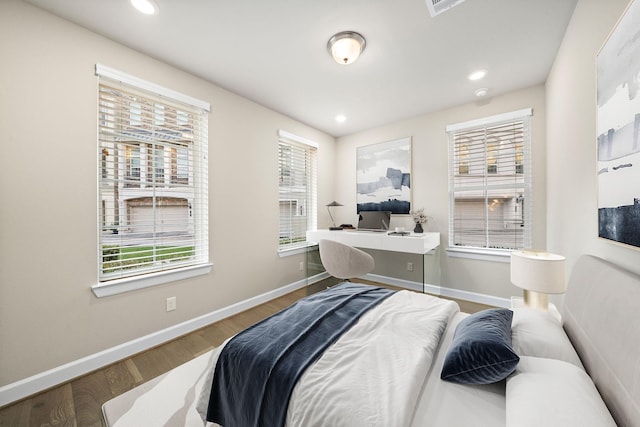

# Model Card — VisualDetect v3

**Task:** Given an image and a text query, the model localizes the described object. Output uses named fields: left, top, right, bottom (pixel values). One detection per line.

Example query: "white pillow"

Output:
left=511, top=307, right=583, bottom=368
left=506, top=356, right=616, bottom=427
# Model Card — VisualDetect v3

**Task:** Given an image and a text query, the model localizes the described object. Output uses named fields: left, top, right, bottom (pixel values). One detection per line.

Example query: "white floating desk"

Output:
left=306, top=230, right=441, bottom=291
left=306, top=230, right=440, bottom=254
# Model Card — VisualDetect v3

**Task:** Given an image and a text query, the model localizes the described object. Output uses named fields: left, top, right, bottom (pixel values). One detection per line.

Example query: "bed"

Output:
left=102, top=255, right=640, bottom=426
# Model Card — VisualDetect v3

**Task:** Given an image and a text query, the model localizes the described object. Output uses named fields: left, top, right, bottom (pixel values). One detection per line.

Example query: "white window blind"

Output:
left=96, top=67, right=209, bottom=282
left=447, top=109, right=532, bottom=253
left=278, top=130, right=317, bottom=250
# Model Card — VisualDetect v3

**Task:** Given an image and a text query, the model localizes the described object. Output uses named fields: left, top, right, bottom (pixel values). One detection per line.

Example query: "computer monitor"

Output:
left=357, top=211, right=391, bottom=232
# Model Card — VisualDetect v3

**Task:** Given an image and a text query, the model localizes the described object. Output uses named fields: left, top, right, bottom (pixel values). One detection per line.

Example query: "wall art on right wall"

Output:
left=597, top=0, right=640, bottom=249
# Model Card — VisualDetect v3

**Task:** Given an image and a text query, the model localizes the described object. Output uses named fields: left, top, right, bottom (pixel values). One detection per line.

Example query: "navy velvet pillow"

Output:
left=441, top=308, right=519, bottom=384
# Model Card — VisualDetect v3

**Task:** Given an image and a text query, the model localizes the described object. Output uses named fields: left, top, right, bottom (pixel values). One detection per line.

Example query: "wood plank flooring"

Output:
left=0, top=280, right=493, bottom=427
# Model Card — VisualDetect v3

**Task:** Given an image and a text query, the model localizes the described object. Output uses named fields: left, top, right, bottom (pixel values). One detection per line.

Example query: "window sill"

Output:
left=446, top=247, right=511, bottom=263
left=278, top=242, right=317, bottom=257
left=92, top=263, right=213, bottom=297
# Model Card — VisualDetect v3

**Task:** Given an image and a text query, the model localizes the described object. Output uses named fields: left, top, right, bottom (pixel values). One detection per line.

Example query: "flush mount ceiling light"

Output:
left=474, top=88, right=489, bottom=97
left=335, top=114, right=347, bottom=123
left=327, top=31, right=366, bottom=65
left=130, top=0, right=159, bottom=15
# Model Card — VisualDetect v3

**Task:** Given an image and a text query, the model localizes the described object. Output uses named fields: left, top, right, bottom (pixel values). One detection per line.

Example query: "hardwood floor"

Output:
left=0, top=281, right=493, bottom=427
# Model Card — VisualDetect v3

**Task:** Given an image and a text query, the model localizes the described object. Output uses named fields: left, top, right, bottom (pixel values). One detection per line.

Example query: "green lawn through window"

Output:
left=102, top=245, right=194, bottom=274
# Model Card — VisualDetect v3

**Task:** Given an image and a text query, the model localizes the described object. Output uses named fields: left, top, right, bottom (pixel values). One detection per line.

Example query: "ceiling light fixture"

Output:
left=327, top=31, right=366, bottom=65
left=468, top=69, right=487, bottom=81
left=335, top=114, right=347, bottom=123
left=130, top=0, right=159, bottom=15
left=474, top=88, right=489, bottom=97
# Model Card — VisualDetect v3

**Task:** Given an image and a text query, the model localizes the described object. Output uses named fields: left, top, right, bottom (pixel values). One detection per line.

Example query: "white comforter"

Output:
left=198, top=289, right=458, bottom=427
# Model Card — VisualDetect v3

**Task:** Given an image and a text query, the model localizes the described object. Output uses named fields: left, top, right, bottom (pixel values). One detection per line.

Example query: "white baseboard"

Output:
left=307, top=271, right=330, bottom=284
left=363, top=273, right=423, bottom=292
left=0, top=272, right=509, bottom=407
left=363, top=273, right=510, bottom=308
left=437, top=285, right=511, bottom=308
left=0, top=277, right=310, bottom=407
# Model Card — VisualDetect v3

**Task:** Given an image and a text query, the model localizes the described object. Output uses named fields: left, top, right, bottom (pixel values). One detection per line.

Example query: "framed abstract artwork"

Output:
left=356, top=136, right=411, bottom=214
left=597, top=0, right=640, bottom=248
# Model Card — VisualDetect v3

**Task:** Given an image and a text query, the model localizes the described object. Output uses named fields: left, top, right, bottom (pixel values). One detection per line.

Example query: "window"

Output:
left=151, top=146, right=165, bottom=181
left=458, top=144, right=470, bottom=174
left=171, top=146, right=189, bottom=185
left=278, top=130, right=317, bottom=251
left=447, top=108, right=532, bottom=255
left=95, top=64, right=210, bottom=292
left=125, top=144, right=141, bottom=187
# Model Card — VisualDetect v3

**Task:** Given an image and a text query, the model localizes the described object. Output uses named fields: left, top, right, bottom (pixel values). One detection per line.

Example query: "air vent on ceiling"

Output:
left=426, top=0, right=466, bottom=17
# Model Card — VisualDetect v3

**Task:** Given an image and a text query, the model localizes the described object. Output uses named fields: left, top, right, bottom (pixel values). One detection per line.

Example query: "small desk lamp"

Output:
left=326, top=201, right=343, bottom=230
left=510, top=250, right=566, bottom=311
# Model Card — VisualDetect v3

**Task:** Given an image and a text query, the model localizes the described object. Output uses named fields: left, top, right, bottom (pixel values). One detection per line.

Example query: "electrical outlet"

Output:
left=166, top=296, right=177, bottom=312
left=407, top=262, right=413, bottom=271
left=299, top=261, right=304, bottom=271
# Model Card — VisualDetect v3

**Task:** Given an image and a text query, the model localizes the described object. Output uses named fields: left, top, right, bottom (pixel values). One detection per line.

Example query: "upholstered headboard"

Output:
left=562, top=255, right=640, bottom=427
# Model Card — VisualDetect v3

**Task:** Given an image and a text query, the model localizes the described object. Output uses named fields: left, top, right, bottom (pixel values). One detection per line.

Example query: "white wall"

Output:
left=546, top=0, right=640, bottom=273
left=0, top=0, right=335, bottom=388
left=334, top=85, right=547, bottom=299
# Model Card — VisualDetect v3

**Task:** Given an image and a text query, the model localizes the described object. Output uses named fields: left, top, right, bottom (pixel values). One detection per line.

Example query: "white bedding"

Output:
left=104, top=290, right=463, bottom=427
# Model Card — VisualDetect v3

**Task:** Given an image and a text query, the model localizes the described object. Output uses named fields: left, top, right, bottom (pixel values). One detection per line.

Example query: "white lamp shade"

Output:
left=510, top=250, right=567, bottom=294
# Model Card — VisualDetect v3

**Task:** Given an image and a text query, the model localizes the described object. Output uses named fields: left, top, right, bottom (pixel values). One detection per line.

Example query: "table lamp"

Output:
left=326, top=201, right=343, bottom=230
left=510, top=249, right=566, bottom=311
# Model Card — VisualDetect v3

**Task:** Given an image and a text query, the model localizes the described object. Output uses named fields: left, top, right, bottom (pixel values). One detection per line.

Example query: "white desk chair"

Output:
left=319, top=239, right=375, bottom=280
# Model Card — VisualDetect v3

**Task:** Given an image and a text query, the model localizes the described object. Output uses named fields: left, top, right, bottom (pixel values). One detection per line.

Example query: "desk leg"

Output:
left=305, top=244, right=342, bottom=292
left=423, top=248, right=441, bottom=293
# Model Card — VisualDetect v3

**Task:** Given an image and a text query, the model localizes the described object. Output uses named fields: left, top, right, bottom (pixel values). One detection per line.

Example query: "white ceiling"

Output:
left=23, top=0, right=578, bottom=137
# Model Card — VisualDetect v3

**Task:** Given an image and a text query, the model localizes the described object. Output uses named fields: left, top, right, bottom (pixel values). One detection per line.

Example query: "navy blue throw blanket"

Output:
left=206, top=282, right=395, bottom=427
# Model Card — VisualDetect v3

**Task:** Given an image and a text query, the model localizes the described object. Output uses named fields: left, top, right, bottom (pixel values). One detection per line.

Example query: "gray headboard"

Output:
left=562, top=255, right=640, bottom=427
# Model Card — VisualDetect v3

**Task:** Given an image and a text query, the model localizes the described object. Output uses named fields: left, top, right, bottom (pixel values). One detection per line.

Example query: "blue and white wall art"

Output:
left=597, top=0, right=640, bottom=249
left=356, top=136, right=412, bottom=214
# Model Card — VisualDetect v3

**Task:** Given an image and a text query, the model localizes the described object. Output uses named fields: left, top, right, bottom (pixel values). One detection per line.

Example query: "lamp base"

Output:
left=523, top=290, right=549, bottom=311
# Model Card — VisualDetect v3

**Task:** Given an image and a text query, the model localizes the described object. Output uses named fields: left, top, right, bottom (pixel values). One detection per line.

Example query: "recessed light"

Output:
left=474, top=88, right=489, bottom=97
left=130, top=0, right=159, bottom=15
left=335, top=114, right=347, bottom=123
left=468, top=69, right=487, bottom=81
